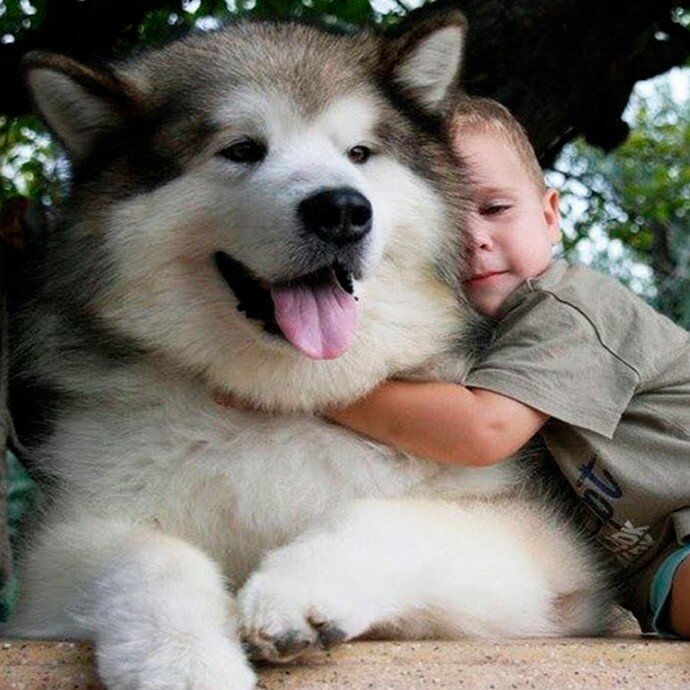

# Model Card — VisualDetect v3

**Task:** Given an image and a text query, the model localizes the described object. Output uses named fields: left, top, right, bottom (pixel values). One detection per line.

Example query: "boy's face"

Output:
left=454, top=130, right=560, bottom=317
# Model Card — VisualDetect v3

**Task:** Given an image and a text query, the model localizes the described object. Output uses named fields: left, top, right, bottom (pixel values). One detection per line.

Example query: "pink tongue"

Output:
left=270, top=279, right=358, bottom=360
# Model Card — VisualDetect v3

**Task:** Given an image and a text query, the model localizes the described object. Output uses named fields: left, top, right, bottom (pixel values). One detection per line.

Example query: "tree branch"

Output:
left=436, top=0, right=690, bottom=165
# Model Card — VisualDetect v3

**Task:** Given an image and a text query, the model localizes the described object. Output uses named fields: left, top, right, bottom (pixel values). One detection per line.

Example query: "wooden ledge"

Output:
left=1, top=637, right=689, bottom=690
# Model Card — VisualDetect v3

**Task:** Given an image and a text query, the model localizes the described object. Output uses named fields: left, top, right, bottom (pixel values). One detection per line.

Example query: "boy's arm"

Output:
left=325, top=380, right=548, bottom=467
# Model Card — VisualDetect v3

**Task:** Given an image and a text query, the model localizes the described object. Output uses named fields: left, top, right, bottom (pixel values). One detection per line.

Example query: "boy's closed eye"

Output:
left=479, top=202, right=512, bottom=216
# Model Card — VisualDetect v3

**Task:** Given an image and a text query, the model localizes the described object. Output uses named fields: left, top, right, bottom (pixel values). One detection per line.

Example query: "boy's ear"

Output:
left=23, top=51, right=145, bottom=162
left=543, top=188, right=561, bottom=244
left=380, top=10, right=467, bottom=117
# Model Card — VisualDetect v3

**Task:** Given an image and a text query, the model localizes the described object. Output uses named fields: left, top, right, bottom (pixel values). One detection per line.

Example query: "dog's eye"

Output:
left=218, top=139, right=267, bottom=164
left=347, top=145, right=372, bottom=165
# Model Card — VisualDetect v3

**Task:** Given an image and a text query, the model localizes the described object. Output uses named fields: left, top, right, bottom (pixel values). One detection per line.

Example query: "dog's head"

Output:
left=25, top=13, right=472, bottom=409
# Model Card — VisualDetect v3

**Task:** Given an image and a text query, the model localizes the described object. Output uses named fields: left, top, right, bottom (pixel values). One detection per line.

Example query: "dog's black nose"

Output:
left=298, top=188, right=372, bottom=246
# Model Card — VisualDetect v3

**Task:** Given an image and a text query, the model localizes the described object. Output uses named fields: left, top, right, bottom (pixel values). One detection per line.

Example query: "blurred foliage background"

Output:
left=554, top=70, right=690, bottom=324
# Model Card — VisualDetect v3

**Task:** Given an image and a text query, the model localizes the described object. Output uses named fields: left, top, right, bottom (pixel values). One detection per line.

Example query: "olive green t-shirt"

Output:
left=465, top=259, right=690, bottom=577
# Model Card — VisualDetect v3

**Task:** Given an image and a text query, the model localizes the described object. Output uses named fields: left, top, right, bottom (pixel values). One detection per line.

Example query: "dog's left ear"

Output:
left=381, top=9, right=467, bottom=117
left=23, top=51, right=145, bottom=162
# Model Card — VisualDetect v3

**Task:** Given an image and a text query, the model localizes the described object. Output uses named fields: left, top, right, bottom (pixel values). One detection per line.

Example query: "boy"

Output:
left=324, top=98, right=690, bottom=639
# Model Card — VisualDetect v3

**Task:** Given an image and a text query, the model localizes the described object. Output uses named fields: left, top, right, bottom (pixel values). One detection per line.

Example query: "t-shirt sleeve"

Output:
left=464, top=293, right=640, bottom=438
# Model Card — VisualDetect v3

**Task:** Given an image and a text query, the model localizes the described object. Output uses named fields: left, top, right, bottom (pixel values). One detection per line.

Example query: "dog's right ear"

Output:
left=23, top=52, right=144, bottom=161
left=380, top=9, right=467, bottom=118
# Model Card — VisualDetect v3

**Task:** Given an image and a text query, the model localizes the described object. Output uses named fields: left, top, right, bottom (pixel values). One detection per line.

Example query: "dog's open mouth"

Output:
left=214, top=251, right=357, bottom=360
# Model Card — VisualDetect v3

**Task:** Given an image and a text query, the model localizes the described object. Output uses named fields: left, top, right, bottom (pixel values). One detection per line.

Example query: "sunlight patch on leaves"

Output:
left=551, top=68, right=690, bottom=324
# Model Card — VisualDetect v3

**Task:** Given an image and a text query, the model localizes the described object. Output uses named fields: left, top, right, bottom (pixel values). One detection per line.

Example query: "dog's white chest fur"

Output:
left=47, top=366, right=516, bottom=585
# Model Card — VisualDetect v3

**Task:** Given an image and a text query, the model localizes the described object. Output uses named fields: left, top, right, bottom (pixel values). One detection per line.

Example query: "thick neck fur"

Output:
left=20, top=244, right=470, bottom=415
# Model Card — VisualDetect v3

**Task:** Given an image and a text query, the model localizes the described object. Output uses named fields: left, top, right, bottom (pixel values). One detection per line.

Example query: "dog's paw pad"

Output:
left=243, top=628, right=314, bottom=662
left=242, top=612, right=346, bottom=662
left=309, top=616, right=346, bottom=649
left=273, top=628, right=315, bottom=656
left=238, top=573, right=352, bottom=662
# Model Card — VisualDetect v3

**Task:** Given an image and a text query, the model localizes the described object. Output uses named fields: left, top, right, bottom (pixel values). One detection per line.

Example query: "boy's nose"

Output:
left=468, top=230, right=493, bottom=251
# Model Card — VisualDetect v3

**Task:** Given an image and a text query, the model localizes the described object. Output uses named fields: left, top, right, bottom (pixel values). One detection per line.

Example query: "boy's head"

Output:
left=451, top=97, right=560, bottom=317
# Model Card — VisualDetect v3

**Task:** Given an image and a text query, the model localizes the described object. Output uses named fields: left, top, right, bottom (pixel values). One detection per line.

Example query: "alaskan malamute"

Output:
left=6, top=12, right=610, bottom=690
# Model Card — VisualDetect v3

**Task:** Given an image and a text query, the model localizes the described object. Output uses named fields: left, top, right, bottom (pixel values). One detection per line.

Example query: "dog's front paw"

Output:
left=97, top=632, right=256, bottom=690
left=238, top=573, right=349, bottom=663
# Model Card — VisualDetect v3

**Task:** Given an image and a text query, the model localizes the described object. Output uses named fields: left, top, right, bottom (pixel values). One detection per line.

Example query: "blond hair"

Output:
left=451, top=97, right=546, bottom=193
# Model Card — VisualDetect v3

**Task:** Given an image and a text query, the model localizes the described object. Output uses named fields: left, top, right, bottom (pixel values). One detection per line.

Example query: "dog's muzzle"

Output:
left=215, top=187, right=372, bottom=361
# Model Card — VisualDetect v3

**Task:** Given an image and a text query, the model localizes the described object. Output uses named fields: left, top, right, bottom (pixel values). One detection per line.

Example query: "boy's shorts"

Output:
left=622, top=541, right=690, bottom=637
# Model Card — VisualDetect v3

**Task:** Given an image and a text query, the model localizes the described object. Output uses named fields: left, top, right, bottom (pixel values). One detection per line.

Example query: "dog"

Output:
left=5, top=12, right=611, bottom=690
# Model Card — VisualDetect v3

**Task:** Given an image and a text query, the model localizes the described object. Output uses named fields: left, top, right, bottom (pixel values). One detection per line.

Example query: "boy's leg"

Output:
left=669, top=553, right=690, bottom=638
left=649, top=543, right=690, bottom=639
